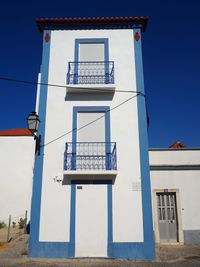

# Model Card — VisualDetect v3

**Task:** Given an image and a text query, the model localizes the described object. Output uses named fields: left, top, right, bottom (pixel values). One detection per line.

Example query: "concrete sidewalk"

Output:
left=0, top=235, right=200, bottom=266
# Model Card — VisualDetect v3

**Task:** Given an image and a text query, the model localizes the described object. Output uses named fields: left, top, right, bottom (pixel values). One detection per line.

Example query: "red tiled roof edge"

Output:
left=169, top=141, right=187, bottom=149
left=35, top=16, right=149, bottom=32
left=0, top=128, right=32, bottom=136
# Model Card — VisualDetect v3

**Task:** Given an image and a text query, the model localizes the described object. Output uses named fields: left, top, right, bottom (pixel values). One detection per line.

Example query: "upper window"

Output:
left=67, top=38, right=114, bottom=85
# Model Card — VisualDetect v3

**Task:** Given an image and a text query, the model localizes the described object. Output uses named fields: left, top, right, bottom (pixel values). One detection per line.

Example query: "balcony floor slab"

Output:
left=63, top=170, right=117, bottom=177
left=63, top=171, right=117, bottom=184
left=66, top=84, right=116, bottom=93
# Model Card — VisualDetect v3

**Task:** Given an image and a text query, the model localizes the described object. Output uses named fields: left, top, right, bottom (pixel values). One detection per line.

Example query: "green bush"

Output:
left=18, top=218, right=26, bottom=229
left=0, top=221, right=6, bottom=229
left=12, top=221, right=16, bottom=228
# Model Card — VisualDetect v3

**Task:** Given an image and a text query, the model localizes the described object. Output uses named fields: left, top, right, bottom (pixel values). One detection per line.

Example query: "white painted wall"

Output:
left=149, top=150, right=200, bottom=238
left=150, top=149, right=200, bottom=166
left=38, top=29, right=144, bottom=243
left=0, top=136, right=35, bottom=221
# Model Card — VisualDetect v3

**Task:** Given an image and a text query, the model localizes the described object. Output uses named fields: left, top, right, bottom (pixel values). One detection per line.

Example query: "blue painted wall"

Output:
left=29, top=31, right=73, bottom=258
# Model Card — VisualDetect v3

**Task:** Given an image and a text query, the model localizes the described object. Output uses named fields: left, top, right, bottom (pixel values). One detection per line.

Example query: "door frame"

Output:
left=69, top=106, right=112, bottom=257
left=152, top=189, right=184, bottom=244
left=70, top=180, right=112, bottom=258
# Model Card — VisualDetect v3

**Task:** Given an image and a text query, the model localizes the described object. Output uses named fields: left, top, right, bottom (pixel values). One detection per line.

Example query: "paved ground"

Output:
left=0, top=235, right=200, bottom=266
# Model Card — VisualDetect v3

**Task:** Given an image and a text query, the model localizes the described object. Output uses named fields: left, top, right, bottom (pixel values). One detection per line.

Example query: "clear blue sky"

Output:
left=0, top=0, right=199, bottom=148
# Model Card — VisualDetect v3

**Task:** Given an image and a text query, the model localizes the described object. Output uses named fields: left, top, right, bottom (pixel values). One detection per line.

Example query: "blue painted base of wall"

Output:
left=29, top=241, right=74, bottom=258
left=29, top=241, right=154, bottom=259
left=184, top=230, right=200, bottom=244
left=108, top=242, right=155, bottom=259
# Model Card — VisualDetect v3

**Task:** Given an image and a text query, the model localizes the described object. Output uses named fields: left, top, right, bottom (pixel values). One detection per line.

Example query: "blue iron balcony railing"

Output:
left=67, top=61, right=114, bottom=85
left=64, top=142, right=117, bottom=171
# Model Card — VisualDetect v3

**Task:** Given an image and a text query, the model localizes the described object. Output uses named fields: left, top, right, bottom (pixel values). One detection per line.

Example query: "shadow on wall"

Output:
left=62, top=175, right=116, bottom=185
left=65, top=91, right=114, bottom=101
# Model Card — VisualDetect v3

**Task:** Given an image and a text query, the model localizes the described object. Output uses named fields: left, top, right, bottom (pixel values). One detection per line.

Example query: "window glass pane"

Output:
left=172, top=208, right=175, bottom=220
left=159, top=208, right=162, bottom=220
left=157, top=195, right=161, bottom=206
left=170, top=195, right=174, bottom=207
left=166, top=195, right=170, bottom=206
left=167, top=208, right=171, bottom=220
left=161, top=195, right=165, bottom=206
left=162, top=208, right=166, bottom=220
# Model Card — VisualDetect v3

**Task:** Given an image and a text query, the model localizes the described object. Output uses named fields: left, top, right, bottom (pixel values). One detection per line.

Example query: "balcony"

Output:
left=64, top=142, right=117, bottom=177
left=66, top=61, right=115, bottom=93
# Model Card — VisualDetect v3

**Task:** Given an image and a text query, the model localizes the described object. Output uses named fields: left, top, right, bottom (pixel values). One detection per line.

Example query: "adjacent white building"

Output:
left=0, top=129, right=35, bottom=220
left=150, top=146, right=200, bottom=245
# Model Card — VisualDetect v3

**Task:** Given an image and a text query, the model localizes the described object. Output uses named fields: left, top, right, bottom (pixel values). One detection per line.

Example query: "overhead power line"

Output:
left=0, top=76, right=146, bottom=146
left=43, top=93, right=142, bottom=147
left=0, top=76, right=145, bottom=95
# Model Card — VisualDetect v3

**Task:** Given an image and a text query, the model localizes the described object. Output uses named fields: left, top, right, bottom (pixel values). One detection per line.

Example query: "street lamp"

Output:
left=27, top=112, right=41, bottom=155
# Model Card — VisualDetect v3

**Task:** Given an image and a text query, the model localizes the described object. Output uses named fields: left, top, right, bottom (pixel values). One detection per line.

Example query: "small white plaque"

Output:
left=132, top=181, right=141, bottom=191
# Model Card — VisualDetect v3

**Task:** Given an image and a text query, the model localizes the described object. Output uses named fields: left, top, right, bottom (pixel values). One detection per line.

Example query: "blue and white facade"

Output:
left=29, top=17, right=155, bottom=259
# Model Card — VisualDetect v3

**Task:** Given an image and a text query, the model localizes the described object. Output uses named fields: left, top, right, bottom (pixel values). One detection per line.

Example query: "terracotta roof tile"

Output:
left=35, top=16, right=148, bottom=32
left=169, top=141, right=187, bottom=149
left=0, top=128, right=32, bottom=136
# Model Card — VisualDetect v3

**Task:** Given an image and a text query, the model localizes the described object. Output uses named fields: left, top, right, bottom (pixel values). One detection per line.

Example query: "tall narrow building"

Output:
left=29, top=16, right=155, bottom=259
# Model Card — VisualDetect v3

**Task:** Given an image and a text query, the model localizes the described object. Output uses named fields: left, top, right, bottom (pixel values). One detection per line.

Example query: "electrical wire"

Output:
left=0, top=76, right=145, bottom=95
left=0, top=76, right=146, bottom=147
left=42, top=93, right=142, bottom=147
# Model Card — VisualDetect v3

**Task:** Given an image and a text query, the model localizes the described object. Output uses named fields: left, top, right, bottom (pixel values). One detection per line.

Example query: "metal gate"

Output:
left=157, top=192, right=178, bottom=242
